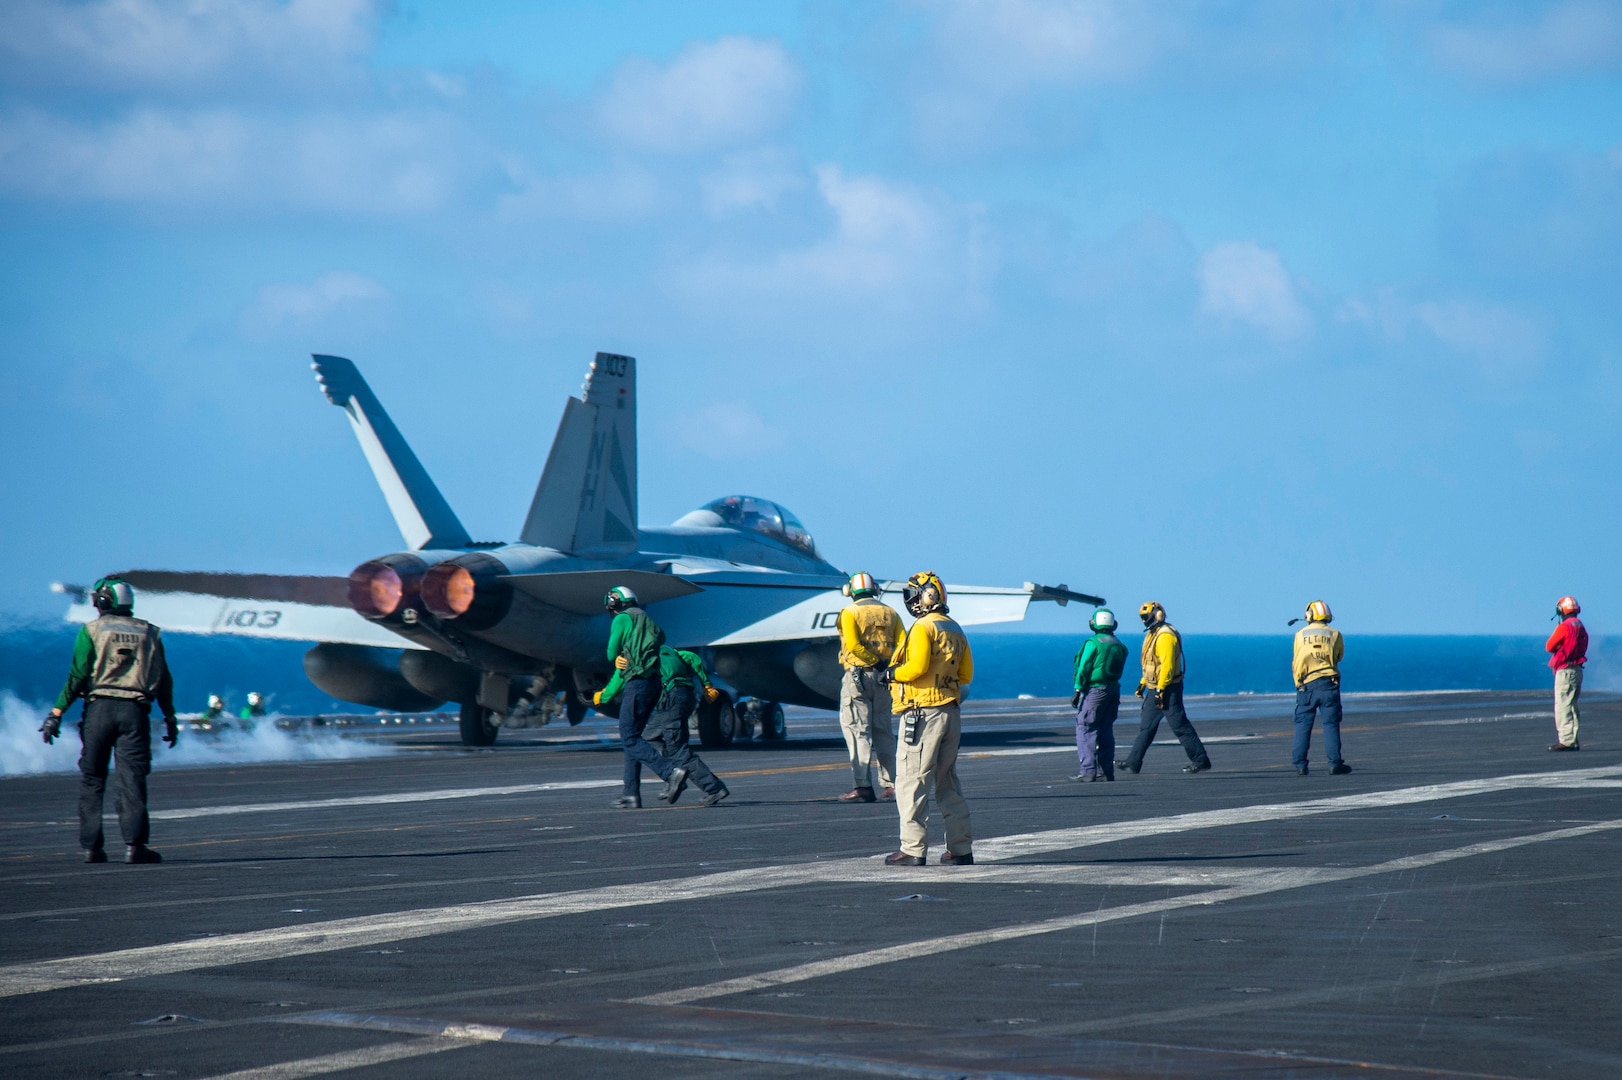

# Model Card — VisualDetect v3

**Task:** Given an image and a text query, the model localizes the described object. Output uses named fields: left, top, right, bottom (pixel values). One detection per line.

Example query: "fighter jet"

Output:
left=57, top=353, right=1102, bottom=747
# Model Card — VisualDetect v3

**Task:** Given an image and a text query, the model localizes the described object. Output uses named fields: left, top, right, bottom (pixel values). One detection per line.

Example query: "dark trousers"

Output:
left=1075, top=685, right=1119, bottom=778
left=646, top=685, right=725, bottom=795
left=1293, top=676, right=1343, bottom=768
left=619, top=676, right=673, bottom=794
left=78, top=698, right=152, bottom=852
left=1123, top=682, right=1210, bottom=770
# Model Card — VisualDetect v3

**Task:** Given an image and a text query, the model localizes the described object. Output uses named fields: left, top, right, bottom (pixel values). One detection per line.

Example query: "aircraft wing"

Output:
left=54, top=572, right=419, bottom=650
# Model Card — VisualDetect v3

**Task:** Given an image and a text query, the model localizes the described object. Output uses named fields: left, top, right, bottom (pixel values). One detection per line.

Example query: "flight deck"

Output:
left=2, top=689, right=1619, bottom=1079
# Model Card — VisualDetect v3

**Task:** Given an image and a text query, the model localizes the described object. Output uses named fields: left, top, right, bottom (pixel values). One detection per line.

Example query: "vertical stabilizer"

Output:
left=312, top=355, right=471, bottom=551
left=520, top=352, right=638, bottom=554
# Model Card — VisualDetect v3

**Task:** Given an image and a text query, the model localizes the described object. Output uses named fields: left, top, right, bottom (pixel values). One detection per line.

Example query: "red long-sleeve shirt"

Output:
left=1545, top=617, right=1588, bottom=670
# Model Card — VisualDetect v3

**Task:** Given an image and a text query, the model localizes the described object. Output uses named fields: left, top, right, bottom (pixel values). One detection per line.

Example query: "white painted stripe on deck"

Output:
left=631, top=817, right=1622, bottom=1006
left=198, top=1036, right=471, bottom=1079
left=4, top=763, right=1617, bottom=1000
left=965, top=734, right=1261, bottom=759
left=151, top=780, right=620, bottom=821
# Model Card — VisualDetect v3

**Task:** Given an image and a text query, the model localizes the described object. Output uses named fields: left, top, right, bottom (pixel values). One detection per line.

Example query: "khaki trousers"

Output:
left=840, top=667, right=896, bottom=790
left=895, top=703, right=971, bottom=858
left=1555, top=666, right=1583, bottom=746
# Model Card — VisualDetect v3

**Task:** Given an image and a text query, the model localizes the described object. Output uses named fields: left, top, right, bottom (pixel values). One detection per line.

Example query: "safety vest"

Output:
left=1140, top=623, right=1184, bottom=687
left=1293, top=623, right=1342, bottom=686
left=890, top=612, right=972, bottom=710
left=1076, top=632, right=1128, bottom=690
left=608, top=607, right=665, bottom=679
left=838, top=598, right=902, bottom=668
left=86, top=615, right=164, bottom=701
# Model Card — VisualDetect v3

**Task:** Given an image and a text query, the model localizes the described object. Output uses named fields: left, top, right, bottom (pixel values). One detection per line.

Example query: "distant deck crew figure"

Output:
left=201, top=695, right=226, bottom=728
left=601, top=585, right=680, bottom=808
left=600, top=645, right=730, bottom=807
left=238, top=691, right=266, bottom=731
left=883, top=572, right=975, bottom=866
left=1546, top=596, right=1587, bottom=751
left=1292, top=600, right=1349, bottom=775
left=40, top=577, right=177, bottom=864
left=1071, top=608, right=1127, bottom=782
left=836, top=571, right=902, bottom=804
left=1118, top=602, right=1211, bottom=775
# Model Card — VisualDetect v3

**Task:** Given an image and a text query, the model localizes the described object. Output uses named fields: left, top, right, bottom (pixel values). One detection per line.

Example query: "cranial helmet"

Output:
left=843, top=572, right=878, bottom=600
left=1557, top=596, right=1580, bottom=617
left=903, top=571, right=947, bottom=617
left=1305, top=599, right=1333, bottom=624
left=208, top=694, right=224, bottom=709
left=604, top=585, right=639, bottom=614
left=247, top=692, right=263, bottom=707
left=1090, top=608, right=1117, bottom=633
left=91, top=576, right=134, bottom=614
left=1139, top=601, right=1165, bottom=628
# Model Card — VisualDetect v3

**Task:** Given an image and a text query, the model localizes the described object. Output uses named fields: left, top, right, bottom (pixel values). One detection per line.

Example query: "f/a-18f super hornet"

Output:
left=57, top=353, right=1102, bottom=746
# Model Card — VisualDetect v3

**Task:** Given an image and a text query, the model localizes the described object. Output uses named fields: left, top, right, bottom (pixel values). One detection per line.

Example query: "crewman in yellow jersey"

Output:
left=1117, top=601, right=1212, bottom=775
left=882, top=572, right=974, bottom=866
left=1291, top=600, right=1350, bottom=775
left=835, top=571, right=902, bottom=803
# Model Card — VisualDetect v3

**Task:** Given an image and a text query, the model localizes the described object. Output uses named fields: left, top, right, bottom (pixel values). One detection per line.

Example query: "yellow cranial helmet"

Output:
left=903, top=571, right=947, bottom=616
left=843, top=571, right=877, bottom=599
left=1305, top=599, right=1332, bottom=623
left=1138, top=601, right=1165, bottom=627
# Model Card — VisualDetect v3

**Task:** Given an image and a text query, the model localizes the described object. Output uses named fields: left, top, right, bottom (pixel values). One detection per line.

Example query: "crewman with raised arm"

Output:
left=40, top=577, right=177, bottom=864
left=1292, top=599, right=1350, bottom=775
left=1071, top=608, right=1127, bottom=782
left=1117, top=601, right=1211, bottom=775
left=601, top=586, right=681, bottom=809
left=599, top=644, right=730, bottom=807
left=883, top=571, right=974, bottom=866
left=836, top=571, right=902, bottom=804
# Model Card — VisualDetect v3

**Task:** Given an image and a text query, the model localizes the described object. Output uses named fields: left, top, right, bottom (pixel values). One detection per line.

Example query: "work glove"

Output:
left=1134, top=684, right=1145, bottom=698
left=614, top=656, right=629, bottom=671
left=162, top=717, right=179, bottom=748
left=1070, top=691, right=1081, bottom=710
left=40, top=711, right=61, bottom=745
left=702, top=685, right=721, bottom=704
left=879, top=667, right=896, bottom=686
left=592, top=690, right=605, bottom=706
left=1154, top=689, right=1167, bottom=710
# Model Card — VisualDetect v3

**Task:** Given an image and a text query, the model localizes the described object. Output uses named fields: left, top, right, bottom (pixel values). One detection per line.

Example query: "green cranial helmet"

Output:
left=603, top=585, right=639, bottom=613
left=843, top=571, right=878, bottom=600
left=1089, top=608, right=1117, bottom=633
left=91, top=576, right=134, bottom=613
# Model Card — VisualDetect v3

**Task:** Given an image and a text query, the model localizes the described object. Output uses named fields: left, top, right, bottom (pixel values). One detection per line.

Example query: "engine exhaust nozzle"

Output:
left=348, top=555, right=429, bottom=619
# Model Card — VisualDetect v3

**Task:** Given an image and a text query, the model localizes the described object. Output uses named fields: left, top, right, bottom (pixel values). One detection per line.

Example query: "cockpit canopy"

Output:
left=675, top=495, right=818, bottom=556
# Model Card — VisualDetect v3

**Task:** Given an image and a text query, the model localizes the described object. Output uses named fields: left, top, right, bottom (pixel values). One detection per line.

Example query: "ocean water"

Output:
left=1, top=617, right=1606, bottom=715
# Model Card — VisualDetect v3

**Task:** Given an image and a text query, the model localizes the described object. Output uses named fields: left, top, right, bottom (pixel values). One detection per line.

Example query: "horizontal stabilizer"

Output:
left=500, top=568, right=702, bottom=616
left=313, top=354, right=471, bottom=552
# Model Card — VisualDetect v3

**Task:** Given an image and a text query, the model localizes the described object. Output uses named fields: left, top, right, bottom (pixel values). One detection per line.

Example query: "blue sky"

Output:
left=1, top=0, right=1618, bottom=633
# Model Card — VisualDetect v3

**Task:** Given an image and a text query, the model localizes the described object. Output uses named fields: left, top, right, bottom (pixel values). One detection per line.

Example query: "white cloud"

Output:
left=1197, top=241, right=1311, bottom=340
left=930, top=0, right=1158, bottom=90
left=597, top=36, right=801, bottom=154
left=0, top=0, right=383, bottom=94
left=1428, top=1, right=1622, bottom=85
left=700, top=148, right=804, bottom=217
left=773, top=165, right=947, bottom=290
left=241, top=271, right=390, bottom=338
left=0, top=105, right=476, bottom=214
left=1415, top=300, right=1544, bottom=369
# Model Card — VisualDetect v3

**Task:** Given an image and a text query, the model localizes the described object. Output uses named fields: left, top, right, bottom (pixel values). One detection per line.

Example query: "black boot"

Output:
left=126, top=845, right=162, bottom=864
left=659, top=767, right=690, bottom=804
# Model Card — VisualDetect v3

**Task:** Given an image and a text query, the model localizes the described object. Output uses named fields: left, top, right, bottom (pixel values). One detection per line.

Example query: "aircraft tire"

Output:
left=761, top=701, right=787, bottom=741
left=732, top=700, right=756, bottom=741
left=459, top=701, right=499, bottom=747
left=565, top=695, right=587, bottom=726
left=697, top=689, right=735, bottom=747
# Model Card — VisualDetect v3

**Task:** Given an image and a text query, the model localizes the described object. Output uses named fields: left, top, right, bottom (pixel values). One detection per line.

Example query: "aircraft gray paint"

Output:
left=59, top=353, right=1102, bottom=746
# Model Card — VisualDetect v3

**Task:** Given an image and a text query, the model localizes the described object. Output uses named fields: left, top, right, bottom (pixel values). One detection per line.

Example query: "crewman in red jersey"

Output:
left=1545, top=596, right=1587, bottom=752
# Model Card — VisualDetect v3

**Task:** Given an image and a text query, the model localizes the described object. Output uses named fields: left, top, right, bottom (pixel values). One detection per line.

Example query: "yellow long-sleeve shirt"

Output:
left=1292, top=624, right=1343, bottom=687
left=889, top=611, right=973, bottom=710
left=1138, top=623, right=1184, bottom=691
left=837, top=598, right=903, bottom=668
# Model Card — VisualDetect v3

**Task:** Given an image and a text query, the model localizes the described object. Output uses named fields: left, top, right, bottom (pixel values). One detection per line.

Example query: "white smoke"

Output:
left=0, top=692, right=393, bottom=777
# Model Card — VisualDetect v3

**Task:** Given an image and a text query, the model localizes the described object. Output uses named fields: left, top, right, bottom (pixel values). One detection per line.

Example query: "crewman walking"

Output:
left=1292, top=600, right=1350, bottom=775
left=599, top=644, right=730, bottom=807
left=884, top=572, right=974, bottom=866
left=1071, top=608, right=1127, bottom=782
left=1118, top=601, right=1211, bottom=775
left=40, top=577, right=178, bottom=864
left=1546, top=596, right=1587, bottom=752
left=601, top=585, right=682, bottom=808
left=836, top=571, right=902, bottom=803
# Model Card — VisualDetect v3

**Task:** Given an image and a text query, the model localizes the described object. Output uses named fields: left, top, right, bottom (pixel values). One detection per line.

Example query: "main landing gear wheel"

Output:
left=564, top=694, right=587, bottom=727
left=459, top=701, right=499, bottom=747
left=697, top=688, right=735, bottom=748
left=761, top=701, right=787, bottom=741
